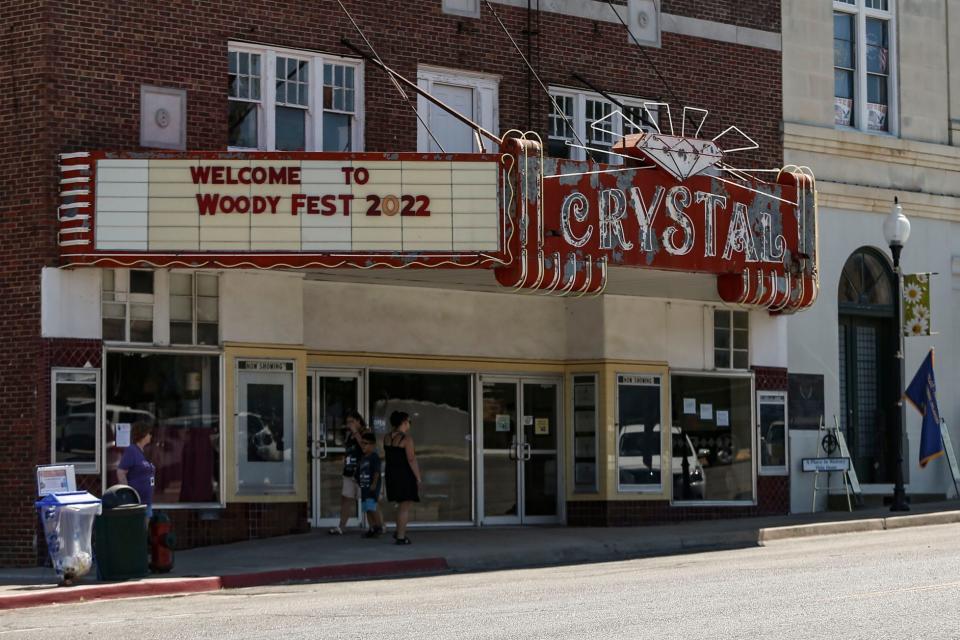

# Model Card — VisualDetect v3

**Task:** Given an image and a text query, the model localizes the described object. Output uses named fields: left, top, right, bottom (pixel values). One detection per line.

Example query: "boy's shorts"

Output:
left=361, top=498, right=378, bottom=513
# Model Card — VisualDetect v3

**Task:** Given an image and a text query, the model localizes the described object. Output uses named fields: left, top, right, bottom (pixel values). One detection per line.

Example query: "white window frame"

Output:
left=833, top=0, right=898, bottom=136
left=713, top=309, right=750, bottom=371
left=547, top=87, right=655, bottom=165
left=416, top=65, right=499, bottom=153
left=228, top=42, right=365, bottom=152
left=51, top=368, right=101, bottom=475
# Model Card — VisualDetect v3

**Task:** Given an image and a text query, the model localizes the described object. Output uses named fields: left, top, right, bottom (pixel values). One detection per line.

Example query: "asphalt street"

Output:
left=4, top=523, right=960, bottom=639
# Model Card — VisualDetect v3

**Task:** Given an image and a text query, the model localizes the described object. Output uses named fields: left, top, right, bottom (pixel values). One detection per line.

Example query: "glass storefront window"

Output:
left=52, top=369, right=100, bottom=474
left=670, top=374, right=753, bottom=502
left=369, top=371, right=471, bottom=523
left=616, top=374, right=663, bottom=492
left=105, top=352, right=221, bottom=505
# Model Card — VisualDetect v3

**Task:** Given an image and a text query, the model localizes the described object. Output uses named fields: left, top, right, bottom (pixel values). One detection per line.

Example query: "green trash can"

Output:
left=94, top=501, right=148, bottom=581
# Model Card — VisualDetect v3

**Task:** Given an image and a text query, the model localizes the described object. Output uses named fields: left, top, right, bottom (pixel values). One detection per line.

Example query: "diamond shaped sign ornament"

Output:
left=629, top=133, right=724, bottom=181
left=603, top=103, right=759, bottom=183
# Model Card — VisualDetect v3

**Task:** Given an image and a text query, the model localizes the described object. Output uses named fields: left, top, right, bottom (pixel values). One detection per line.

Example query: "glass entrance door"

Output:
left=307, top=370, right=362, bottom=528
left=480, top=377, right=562, bottom=525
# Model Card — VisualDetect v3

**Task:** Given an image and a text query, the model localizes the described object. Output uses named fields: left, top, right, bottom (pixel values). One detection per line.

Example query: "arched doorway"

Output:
left=837, top=247, right=899, bottom=484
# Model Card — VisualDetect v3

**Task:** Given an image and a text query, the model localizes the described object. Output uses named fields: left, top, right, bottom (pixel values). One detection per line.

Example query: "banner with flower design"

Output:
left=903, top=273, right=932, bottom=337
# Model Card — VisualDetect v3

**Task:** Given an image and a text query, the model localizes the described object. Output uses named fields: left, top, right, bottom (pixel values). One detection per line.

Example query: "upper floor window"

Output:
left=714, top=309, right=749, bottom=370
left=228, top=44, right=363, bottom=152
left=548, top=88, right=652, bottom=164
left=833, top=0, right=894, bottom=134
left=416, top=66, right=499, bottom=153
left=102, top=269, right=154, bottom=343
left=170, top=272, right=220, bottom=346
left=103, top=269, right=220, bottom=346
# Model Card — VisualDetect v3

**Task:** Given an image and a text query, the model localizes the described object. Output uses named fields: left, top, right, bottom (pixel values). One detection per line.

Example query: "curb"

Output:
left=758, top=510, right=960, bottom=543
left=0, top=557, right=448, bottom=611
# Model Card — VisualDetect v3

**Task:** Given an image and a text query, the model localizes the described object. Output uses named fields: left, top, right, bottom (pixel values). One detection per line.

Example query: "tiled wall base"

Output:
left=568, top=476, right=790, bottom=526
left=164, top=502, right=310, bottom=550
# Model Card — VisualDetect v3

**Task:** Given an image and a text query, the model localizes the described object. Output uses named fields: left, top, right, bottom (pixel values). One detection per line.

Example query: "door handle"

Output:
left=319, top=439, right=328, bottom=459
left=509, top=438, right=518, bottom=461
left=523, top=442, right=532, bottom=461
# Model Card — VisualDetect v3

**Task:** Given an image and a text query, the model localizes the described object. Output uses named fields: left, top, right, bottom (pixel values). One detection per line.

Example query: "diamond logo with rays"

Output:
left=585, top=103, right=759, bottom=182
left=636, top=134, right=722, bottom=181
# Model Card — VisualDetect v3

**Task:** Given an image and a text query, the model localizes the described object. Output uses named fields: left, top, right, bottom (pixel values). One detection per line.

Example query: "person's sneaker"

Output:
left=327, top=526, right=343, bottom=535
left=362, top=527, right=383, bottom=539
left=395, top=536, right=412, bottom=545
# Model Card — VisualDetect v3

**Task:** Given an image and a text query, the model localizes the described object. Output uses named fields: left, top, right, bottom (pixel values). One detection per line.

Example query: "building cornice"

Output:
left=816, top=181, right=960, bottom=223
left=784, top=122, right=960, bottom=174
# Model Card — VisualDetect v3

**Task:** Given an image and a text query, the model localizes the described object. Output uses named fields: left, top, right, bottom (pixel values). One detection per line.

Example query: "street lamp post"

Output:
left=884, top=196, right=910, bottom=512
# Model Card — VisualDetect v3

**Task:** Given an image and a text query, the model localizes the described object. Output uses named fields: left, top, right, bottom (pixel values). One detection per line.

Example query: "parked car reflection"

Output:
left=618, top=424, right=706, bottom=499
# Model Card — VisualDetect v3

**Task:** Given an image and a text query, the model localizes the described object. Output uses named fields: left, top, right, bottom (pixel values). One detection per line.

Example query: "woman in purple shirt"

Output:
left=117, top=422, right=156, bottom=518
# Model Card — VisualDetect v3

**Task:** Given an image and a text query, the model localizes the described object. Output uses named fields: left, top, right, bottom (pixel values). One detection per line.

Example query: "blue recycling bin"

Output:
left=35, top=491, right=101, bottom=585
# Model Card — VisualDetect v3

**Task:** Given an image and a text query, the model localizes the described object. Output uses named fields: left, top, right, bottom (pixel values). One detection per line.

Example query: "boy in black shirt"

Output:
left=356, top=432, right=383, bottom=538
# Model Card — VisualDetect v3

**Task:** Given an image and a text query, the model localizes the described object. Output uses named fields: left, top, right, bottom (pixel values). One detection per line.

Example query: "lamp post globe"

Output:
left=887, top=196, right=910, bottom=512
left=883, top=196, right=911, bottom=252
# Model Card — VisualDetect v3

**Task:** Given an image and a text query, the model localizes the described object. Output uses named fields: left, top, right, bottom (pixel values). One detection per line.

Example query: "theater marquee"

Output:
left=58, top=152, right=504, bottom=268
left=57, top=125, right=818, bottom=313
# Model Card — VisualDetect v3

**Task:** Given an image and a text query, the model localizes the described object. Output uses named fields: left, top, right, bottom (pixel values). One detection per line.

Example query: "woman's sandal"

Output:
left=395, top=536, right=412, bottom=545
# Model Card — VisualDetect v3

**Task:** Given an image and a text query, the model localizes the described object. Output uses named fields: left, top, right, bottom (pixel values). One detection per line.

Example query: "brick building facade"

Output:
left=0, top=0, right=787, bottom=567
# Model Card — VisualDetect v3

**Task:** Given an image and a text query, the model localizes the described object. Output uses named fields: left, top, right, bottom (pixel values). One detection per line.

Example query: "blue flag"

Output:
left=904, top=349, right=944, bottom=468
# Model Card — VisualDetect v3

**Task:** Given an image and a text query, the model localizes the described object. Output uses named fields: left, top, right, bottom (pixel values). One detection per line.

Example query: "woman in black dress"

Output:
left=384, top=410, right=421, bottom=545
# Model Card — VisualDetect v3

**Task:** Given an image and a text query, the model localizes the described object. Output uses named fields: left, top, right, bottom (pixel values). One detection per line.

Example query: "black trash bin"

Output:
left=94, top=484, right=149, bottom=581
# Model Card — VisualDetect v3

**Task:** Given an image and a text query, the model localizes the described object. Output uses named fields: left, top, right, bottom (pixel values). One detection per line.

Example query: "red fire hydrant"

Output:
left=149, top=513, right=175, bottom=573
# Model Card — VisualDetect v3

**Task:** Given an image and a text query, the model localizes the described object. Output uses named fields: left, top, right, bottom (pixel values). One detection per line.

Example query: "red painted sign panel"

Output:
left=492, top=136, right=818, bottom=313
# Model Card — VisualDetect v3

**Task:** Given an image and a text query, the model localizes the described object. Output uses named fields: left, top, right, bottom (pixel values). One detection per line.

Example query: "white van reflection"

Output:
left=370, top=398, right=471, bottom=522
left=618, top=424, right=706, bottom=500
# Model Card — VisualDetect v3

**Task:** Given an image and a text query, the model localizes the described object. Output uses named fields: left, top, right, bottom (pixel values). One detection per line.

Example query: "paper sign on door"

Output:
left=115, top=423, right=132, bottom=448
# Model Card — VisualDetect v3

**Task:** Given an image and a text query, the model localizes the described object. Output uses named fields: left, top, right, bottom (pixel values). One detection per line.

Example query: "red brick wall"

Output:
left=662, top=1, right=781, bottom=32
left=0, top=0, right=56, bottom=568
left=754, top=365, right=789, bottom=391
left=44, top=1, right=781, bottom=170
left=2, top=0, right=782, bottom=565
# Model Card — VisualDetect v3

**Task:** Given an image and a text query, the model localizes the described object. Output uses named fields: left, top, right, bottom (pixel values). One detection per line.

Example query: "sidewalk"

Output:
left=3, top=501, right=959, bottom=610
